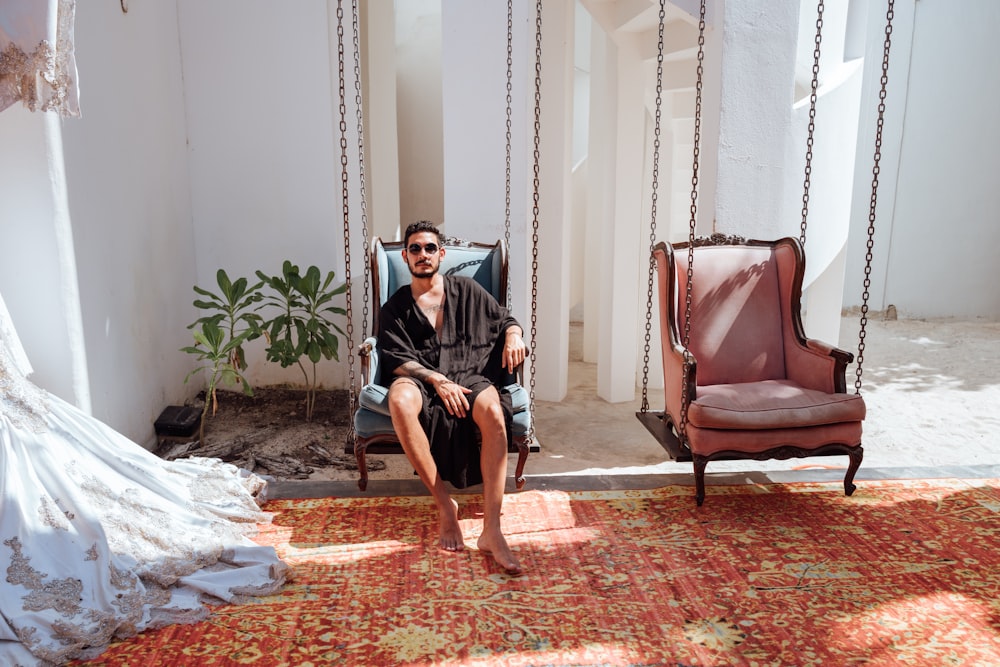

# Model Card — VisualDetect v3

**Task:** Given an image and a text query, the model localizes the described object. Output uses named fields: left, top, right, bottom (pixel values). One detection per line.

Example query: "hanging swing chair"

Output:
left=337, top=0, right=543, bottom=492
left=637, top=0, right=896, bottom=506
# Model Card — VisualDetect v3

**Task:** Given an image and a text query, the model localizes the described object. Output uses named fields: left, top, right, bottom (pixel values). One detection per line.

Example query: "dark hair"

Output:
left=403, top=220, right=444, bottom=246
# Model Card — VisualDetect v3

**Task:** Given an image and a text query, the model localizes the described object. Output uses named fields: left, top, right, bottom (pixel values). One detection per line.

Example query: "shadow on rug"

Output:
left=78, top=479, right=1000, bottom=666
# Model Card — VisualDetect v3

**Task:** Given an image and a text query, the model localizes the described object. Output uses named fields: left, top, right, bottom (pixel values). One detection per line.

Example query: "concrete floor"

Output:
left=273, top=317, right=1000, bottom=500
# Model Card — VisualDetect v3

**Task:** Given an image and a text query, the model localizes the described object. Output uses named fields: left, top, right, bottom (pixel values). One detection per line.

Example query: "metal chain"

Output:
left=527, top=0, right=541, bottom=445
left=639, top=0, right=667, bottom=414
left=678, top=0, right=707, bottom=439
left=351, top=0, right=371, bottom=340
left=800, top=0, right=824, bottom=248
left=855, top=0, right=894, bottom=395
left=335, top=0, right=357, bottom=442
left=505, top=0, right=514, bottom=307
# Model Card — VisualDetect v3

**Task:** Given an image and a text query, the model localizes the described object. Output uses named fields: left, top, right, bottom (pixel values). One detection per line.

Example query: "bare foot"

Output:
left=438, top=498, right=464, bottom=552
left=477, top=527, right=522, bottom=575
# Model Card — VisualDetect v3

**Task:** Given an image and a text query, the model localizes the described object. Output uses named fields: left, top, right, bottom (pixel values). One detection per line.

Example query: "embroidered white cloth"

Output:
left=0, top=0, right=80, bottom=116
left=0, top=293, right=289, bottom=666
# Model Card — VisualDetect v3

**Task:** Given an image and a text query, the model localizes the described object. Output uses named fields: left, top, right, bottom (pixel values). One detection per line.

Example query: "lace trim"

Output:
left=0, top=0, right=80, bottom=117
left=1, top=344, right=50, bottom=434
left=5, top=536, right=147, bottom=664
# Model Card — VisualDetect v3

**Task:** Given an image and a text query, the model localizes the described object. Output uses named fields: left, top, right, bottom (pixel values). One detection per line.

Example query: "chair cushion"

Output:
left=358, top=382, right=529, bottom=418
left=355, top=389, right=531, bottom=440
left=354, top=405, right=398, bottom=438
left=687, top=380, right=866, bottom=430
left=685, top=421, right=863, bottom=457
left=359, top=383, right=391, bottom=416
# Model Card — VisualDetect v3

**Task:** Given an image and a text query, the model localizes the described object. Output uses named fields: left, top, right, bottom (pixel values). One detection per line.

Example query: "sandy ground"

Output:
left=355, top=315, right=1000, bottom=483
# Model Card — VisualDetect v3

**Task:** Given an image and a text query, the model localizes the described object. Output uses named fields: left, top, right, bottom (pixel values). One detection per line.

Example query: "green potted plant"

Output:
left=181, top=320, right=254, bottom=443
left=256, top=261, right=347, bottom=421
left=181, top=269, right=263, bottom=442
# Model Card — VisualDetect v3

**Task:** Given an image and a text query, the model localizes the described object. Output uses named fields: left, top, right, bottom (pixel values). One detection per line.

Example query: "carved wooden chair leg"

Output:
left=356, top=446, right=369, bottom=492
left=843, top=446, right=864, bottom=496
left=693, top=457, right=708, bottom=506
left=514, top=446, right=528, bottom=491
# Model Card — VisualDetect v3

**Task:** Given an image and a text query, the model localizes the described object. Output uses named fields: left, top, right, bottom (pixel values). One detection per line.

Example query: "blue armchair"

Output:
left=352, top=237, right=533, bottom=491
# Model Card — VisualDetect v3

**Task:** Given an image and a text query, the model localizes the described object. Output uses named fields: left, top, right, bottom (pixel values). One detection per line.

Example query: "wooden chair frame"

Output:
left=352, top=237, right=532, bottom=492
left=645, top=236, right=865, bottom=505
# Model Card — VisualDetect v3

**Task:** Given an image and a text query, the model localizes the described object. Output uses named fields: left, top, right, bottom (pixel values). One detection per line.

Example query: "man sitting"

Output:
left=378, top=221, right=527, bottom=575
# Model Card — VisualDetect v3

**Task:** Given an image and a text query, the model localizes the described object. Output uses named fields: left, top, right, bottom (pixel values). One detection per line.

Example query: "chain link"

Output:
left=856, top=0, right=894, bottom=395
left=639, top=0, right=667, bottom=414
left=335, top=0, right=358, bottom=444
left=800, top=0, right=824, bottom=248
left=351, top=0, right=371, bottom=342
left=527, top=0, right=542, bottom=445
left=505, top=0, right=514, bottom=307
left=678, top=0, right=707, bottom=439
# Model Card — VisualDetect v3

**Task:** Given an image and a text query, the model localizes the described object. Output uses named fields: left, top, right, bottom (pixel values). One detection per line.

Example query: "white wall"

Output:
left=3, top=1, right=363, bottom=446
left=845, top=0, right=1000, bottom=318
left=0, top=110, right=86, bottom=408
left=395, top=0, right=445, bottom=228
left=711, top=0, right=799, bottom=239
left=0, top=2, right=196, bottom=445
left=58, top=1, right=197, bottom=443
left=177, top=0, right=357, bottom=389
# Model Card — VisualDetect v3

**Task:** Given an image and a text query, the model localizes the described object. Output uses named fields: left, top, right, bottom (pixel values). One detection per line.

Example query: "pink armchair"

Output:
left=653, top=236, right=866, bottom=505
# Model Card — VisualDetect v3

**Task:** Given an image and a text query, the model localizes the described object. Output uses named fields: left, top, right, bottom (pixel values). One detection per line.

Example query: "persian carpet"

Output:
left=77, top=479, right=1000, bottom=666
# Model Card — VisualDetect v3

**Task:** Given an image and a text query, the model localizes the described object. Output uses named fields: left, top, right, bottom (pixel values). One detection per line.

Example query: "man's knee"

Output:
left=387, top=378, right=423, bottom=418
left=473, top=388, right=505, bottom=431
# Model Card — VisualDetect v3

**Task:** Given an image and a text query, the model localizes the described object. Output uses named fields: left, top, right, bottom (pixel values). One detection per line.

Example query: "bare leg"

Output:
left=388, top=379, right=463, bottom=552
left=473, top=387, right=522, bottom=575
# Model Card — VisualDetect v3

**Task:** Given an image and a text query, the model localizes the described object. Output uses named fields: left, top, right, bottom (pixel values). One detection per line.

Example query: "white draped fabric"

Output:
left=0, top=0, right=80, bottom=117
left=0, top=292, right=289, bottom=666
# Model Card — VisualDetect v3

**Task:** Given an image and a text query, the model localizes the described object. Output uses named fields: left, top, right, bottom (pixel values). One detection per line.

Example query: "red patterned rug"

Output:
left=78, top=479, right=1000, bottom=666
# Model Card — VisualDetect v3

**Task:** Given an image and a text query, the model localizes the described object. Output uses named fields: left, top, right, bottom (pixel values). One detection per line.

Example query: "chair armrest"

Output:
left=786, top=338, right=854, bottom=394
left=358, top=336, right=379, bottom=385
left=662, top=338, right=698, bottom=422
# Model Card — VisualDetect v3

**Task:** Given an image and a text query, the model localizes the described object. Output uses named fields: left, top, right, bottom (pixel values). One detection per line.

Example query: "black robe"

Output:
left=378, top=275, right=520, bottom=488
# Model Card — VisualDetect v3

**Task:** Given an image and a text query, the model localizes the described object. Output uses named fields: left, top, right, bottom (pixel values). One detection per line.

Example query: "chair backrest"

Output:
left=666, top=238, right=806, bottom=386
left=370, top=237, right=509, bottom=334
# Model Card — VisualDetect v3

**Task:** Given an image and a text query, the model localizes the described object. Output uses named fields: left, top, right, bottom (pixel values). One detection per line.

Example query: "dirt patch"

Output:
left=154, top=387, right=385, bottom=481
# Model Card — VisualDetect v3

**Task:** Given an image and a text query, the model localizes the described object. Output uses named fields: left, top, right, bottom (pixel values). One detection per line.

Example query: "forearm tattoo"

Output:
left=397, top=361, right=438, bottom=384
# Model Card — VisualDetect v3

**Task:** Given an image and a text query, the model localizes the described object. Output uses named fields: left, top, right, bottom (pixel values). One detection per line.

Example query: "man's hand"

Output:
left=502, top=328, right=527, bottom=372
left=435, top=378, right=473, bottom=417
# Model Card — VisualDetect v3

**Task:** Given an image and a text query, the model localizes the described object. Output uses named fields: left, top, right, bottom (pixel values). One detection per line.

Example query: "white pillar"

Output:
left=711, top=0, right=800, bottom=238
left=441, top=0, right=516, bottom=243
left=597, top=33, right=645, bottom=403
left=441, top=0, right=572, bottom=403
left=532, top=0, right=573, bottom=402
left=364, top=0, right=402, bottom=239
left=440, top=0, right=527, bottom=334
left=583, top=24, right=614, bottom=365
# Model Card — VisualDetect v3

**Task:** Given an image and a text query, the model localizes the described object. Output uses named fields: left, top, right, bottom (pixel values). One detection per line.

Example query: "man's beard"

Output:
left=407, top=260, right=439, bottom=278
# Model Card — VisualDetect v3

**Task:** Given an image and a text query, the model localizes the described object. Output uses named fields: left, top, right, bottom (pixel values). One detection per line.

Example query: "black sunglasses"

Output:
left=407, top=243, right=440, bottom=255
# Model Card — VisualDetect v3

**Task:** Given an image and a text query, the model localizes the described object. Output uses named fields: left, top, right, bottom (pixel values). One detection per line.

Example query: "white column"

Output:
left=440, top=0, right=527, bottom=334
left=597, top=33, right=645, bottom=403
left=441, top=0, right=572, bottom=402
left=441, top=0, right=514, bottom=243
left=364, top=0, right=402, bottom=239
left=719, top=0, right=798, bottom=237
left=583, top=25, right=614, bottom=365
left=532, top=0, right=574, bottom=402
